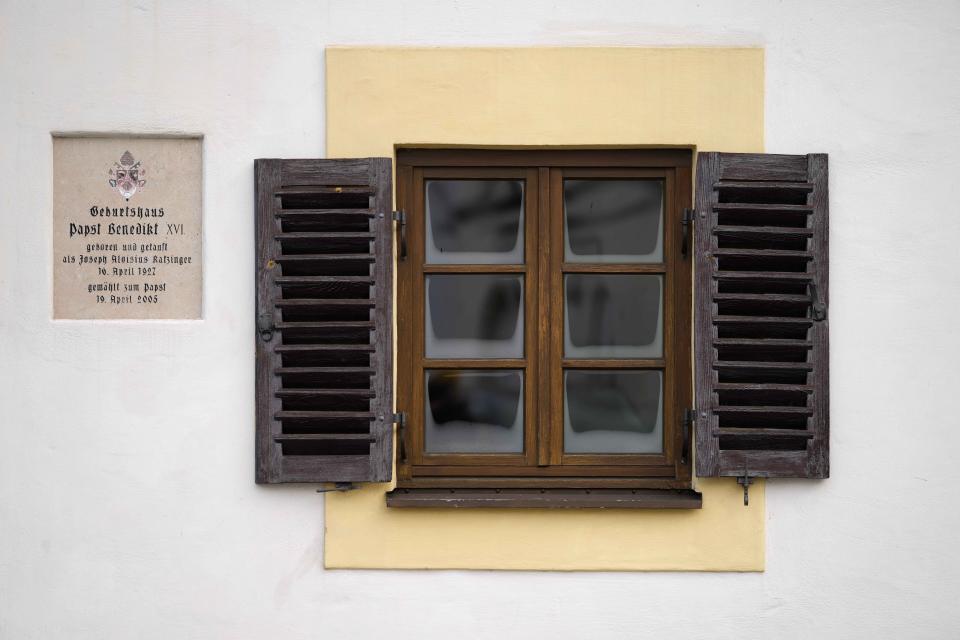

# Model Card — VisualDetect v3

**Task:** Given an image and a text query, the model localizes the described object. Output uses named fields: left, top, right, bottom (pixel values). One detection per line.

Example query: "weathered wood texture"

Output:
left=694, top=152, right=829, bottom=479
left=385, top=488, right=702, bottom=509
left=255, top=158, right=393, bottom=483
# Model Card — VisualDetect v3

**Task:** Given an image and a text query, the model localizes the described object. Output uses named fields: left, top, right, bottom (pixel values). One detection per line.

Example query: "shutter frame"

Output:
left=694, top=152, right=829, bottom=479
left=255, top=157, right=394, bottom=484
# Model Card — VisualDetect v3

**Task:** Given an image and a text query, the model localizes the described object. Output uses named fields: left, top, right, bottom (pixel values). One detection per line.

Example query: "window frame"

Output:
left=396, top=148, right=693, bottom=490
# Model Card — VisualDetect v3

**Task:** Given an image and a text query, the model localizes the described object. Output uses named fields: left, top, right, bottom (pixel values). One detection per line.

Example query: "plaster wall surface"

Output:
left=1, top=1, right=959, bottom=638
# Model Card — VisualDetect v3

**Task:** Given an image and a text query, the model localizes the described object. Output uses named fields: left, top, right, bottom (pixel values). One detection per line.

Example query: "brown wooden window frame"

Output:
left=395, top=148, right=693, bottom=491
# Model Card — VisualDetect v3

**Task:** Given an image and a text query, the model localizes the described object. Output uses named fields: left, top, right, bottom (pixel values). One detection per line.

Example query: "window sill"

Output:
left=385, top=488, right=702, bottom=509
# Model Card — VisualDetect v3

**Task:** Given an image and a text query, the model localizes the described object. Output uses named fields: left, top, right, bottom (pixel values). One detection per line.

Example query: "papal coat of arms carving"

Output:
left=108, top=150, right=145, bottom=200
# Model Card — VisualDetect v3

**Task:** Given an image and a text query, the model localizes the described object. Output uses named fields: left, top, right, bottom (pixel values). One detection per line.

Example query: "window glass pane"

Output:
left=425, top=370, right=524, bottom=453
left=426, top=274, right=523, bottom=359
left=564, top=179, right=663, bottom=263
left=426, top=180, right=524, bottom=264
left=564, top=370, right=663, bottom=454
left=564, top=274, right=662, bottom=358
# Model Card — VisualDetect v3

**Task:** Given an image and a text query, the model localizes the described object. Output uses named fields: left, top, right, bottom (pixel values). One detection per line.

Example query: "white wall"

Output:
left=2, top=1, right=959, bottom=638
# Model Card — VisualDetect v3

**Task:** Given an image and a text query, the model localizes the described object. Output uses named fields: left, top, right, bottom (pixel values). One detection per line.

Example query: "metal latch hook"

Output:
left=393, top=210, right=407, bottom=260
left=317, top=482, right=356, bottom=494
left=681, top=208, right=695, bottom=258
left=737, top=475, right=754, bottom=506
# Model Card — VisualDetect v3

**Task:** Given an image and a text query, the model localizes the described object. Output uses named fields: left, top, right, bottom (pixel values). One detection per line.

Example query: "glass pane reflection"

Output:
left=425, top=370, right=524, bottom=453
left=426, top=180, right=524, bottom=264
left=426, top=274, right=524, bottom=359
left=564, top=179, right=663, bottom=263
left=564, top=370, right=663, bottom=453
left=564, top=274, right=662, bottom=358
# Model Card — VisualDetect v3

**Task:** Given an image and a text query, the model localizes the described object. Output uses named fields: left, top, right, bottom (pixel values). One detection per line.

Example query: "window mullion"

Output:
left=535, top=166, right=552, bottom=466
left=547, top=168, right=566, bottom=466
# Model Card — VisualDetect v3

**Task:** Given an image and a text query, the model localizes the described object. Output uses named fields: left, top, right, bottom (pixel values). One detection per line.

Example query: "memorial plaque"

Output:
left=53, top=135, right=202, bottom=319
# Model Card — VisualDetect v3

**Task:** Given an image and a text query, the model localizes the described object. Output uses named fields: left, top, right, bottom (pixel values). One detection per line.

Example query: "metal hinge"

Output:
left=392, top=210, right=407, bottom=260
left=680, top=408, right=695, bottom=464
left=393, top=412, right=407, bottom=462
left=681, top=208, right=695, bottom=258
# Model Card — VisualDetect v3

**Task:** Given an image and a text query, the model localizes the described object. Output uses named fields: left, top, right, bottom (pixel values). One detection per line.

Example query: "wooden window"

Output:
left=393, top=149, right=694, bottom=492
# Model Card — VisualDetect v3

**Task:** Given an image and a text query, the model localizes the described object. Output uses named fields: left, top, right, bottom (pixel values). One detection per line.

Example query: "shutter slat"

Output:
left=713, top=293, right=810, bottom=302
left=275, top=232, right=375, bottom=239
left=276, top=389, right=375, bottom=397
left=695, top=152, right=829, bottom=481
left=715, top=225, right=814, bottom=236
left=276, top=254, right=375, bottom=261
left=713, top=361, right=814, bottom=371
left=275, top=299, right=376, bottom=307
left=274, top=411, right=376, bottom=420
left=714, top=271, right=814, bottom=282
left=713, top=406, right=814, bottom=415
left=713, top=181, right=814, bottom=191
left=275, top=276, right=373, bottom=283
left=275, top=434, right=377, bottom=442
left=275, top=321, right=374, bottom=328
left=713, top=203, right=813, bottom=212
left=713, top=316, right=813, bottom=325
left=256, top=157, right=393, bottom=484
left=713, top=338, right=812, bottom=347
left=715, top=428, right=814, bottom=438
left=275, top=344, right=375, bottom=352
left=276, top=209, right=376, bottom=217
left=715, top=383, right=813, bottom=392
left=712, top=248, right=813, bottom=259
left=275, top=366, right=375, bottom=374
left=276, top=186, right=372, bottom=195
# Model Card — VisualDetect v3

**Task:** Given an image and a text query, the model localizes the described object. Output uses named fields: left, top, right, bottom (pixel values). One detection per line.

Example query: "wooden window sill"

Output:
left=385, top=488, right=702, bottom=509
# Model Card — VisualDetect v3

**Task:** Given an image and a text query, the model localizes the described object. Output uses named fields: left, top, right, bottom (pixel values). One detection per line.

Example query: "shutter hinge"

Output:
left=393, top=412, right=407, bottom=463
left=809, top=282, right=827, bottom=321
left=681, top=208, right=695, bottom=258
left=316, top=482, right=356, bottom=493
left=680, top=408, right=695, bottom=465
left=392, top=210, right=407, bottom=260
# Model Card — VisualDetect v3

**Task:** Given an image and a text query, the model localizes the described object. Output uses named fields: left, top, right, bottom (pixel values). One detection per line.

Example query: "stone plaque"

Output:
left=53, top=136, right=202, bottom=319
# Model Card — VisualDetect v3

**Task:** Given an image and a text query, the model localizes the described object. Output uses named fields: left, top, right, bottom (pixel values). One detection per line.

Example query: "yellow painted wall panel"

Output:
left=327, top=47, right=764, bottom=156
left=326, top=478, right=762, bottom=571
left=325, top=47, right=765, bottom=571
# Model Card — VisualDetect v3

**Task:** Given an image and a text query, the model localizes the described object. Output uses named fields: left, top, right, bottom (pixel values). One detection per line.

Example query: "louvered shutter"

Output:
left=694, top=152, right=828, bottom=479
left=255, top=158, right=394, bottom=484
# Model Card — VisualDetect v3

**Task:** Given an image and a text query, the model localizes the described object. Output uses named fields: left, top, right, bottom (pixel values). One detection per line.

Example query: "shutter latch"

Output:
left=681, top=208, right=695, bottom=258
left=737, top=474, right=754, bottom=506
left=392, top=210, right=407, bottom=260
left=257, top=309, right=274, bottom=342
left=393, top=412, right=407, bottom=462
left=809, top=282, right=827, bottom=321
left=680, top=408, right=695, bottom=464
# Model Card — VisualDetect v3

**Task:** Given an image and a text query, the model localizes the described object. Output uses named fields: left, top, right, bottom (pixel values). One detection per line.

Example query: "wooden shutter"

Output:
left=255, top=158, right=394, bottom=484
left=694, top=153, right=828, bottom=479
